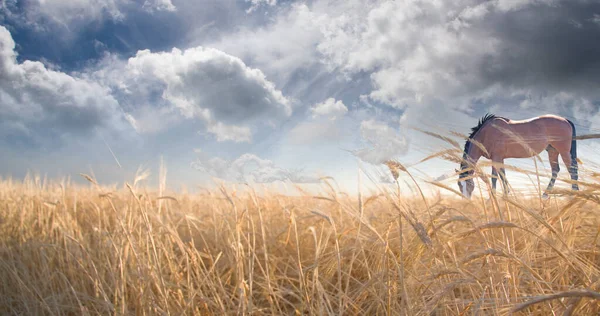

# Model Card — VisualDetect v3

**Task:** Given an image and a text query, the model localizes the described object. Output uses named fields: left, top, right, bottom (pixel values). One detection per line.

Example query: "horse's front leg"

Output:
left=491, top=167, right=498, bottom=192
left=500, top=167, right=510, bottom=194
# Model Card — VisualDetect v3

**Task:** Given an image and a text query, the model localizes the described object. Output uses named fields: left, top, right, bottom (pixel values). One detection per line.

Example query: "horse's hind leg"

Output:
left=560, top=151, right=579, bottom=191
left=543, top=146, right=560, bottom=199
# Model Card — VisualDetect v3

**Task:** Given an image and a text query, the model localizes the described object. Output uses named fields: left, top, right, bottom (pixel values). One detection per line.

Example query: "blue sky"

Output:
left=2, top=0, right=600, bottom=194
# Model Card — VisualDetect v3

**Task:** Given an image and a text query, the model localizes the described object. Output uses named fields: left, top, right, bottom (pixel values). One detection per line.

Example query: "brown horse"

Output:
left=457, top=114, right=579, bottom=199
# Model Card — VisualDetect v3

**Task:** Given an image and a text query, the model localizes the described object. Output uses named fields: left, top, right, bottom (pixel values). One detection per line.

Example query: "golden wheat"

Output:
left=0, top=149, right=600, bottom=315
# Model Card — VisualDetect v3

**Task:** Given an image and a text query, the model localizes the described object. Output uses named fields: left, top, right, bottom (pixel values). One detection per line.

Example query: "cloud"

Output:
left=512, top=91, right=600, bottom=131
left=495, top=0, right=556, bottom=12
left=205, top=2, right=377, bottom=121
left=317, top=0, right=497, bottom=107
left=94, top=46, right=292, bottom=142
left=1, top=0, right=126, bottom=35
left=351, top=119, right=409, bottom=164
left=316, top=0, right=600, bottom=110
left=287, top=119, right=344, bottom=145
left=142, top=0, right=176, bottom=13
left=2, top=0, right=176, bottom=31
left=0, top=26, right=128, bottom=147
left=287, top=0, right=600, bottom=165
left=206, top=122, right=252, bottom=143
left=245, top=0, right=277, bottom=13
left=311, top=97, right=348, bottom=118
left=210, top=3, right=328, bottom=85
left=191, top=151, right=321, bottom=183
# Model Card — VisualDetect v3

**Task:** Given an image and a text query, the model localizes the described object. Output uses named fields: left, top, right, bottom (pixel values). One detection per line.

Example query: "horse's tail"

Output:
left=567, top=119, right=579, bottom=183
left=567, top=119, right=577, bottom=161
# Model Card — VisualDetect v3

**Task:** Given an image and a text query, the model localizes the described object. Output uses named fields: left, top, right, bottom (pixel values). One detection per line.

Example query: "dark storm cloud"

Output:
left=479, top=1, right=600, bottom=94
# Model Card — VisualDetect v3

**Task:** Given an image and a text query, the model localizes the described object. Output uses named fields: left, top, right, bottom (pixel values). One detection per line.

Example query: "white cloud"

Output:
left=514, top=91, right=600, bottom=131
left=205, top=2, right=383, bottom=120
left=0, top=26, right=128, bottom=145
left=317, top=0, right=503, bottom=109
left=119, top=105, right=181, bottom=134
left=311, top=97, right=348, bottom=118
left=206, top=122, right=252, bottom=143
left=143, top=0, right=176, bottom=13
left=95, top=46, right=292, bottom=142
left=191, top=151, right=321, bottom=183
left=245, top=0, right=277, bottom=13
left=287, top=118, right=344, bottom=145
left=351, top=119, right=409, bottom=164
left=210, top=3, right=328, bottom=84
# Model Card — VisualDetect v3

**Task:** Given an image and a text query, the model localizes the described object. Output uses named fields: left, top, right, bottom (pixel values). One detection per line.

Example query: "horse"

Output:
left=457, top=113, right=579, bottom=199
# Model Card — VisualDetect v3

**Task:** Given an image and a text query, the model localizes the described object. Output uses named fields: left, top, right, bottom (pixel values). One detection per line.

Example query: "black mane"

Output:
left=469, top=113, right=499, bottom=139
left=460, top=113, right=507, bottom=177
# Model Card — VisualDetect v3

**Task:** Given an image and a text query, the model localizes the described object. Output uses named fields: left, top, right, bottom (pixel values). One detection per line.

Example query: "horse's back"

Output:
left=506, top=114, right=569, bottom=126
left=491, top=114, right=572, bottom=158
left=506, top=115, right=571, bottom=135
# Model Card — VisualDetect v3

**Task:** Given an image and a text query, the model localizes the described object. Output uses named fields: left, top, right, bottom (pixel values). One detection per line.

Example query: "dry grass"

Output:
left=1, top=156, right=600, bottom=315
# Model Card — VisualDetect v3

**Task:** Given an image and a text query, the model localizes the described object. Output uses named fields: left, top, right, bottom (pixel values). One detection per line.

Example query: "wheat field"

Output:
left=1, top=154, right=600, bottom=315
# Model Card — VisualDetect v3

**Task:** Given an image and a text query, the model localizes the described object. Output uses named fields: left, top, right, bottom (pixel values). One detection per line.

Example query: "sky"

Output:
left=1, top=0, right=600, bottom=195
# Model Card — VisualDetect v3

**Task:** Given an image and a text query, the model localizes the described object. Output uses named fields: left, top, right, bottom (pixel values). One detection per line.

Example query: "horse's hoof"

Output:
left=542, top=193, right=549, bottom=200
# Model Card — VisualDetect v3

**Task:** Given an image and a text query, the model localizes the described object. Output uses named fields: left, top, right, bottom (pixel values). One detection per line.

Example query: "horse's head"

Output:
left=456, top=166, right=475, bottom=199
